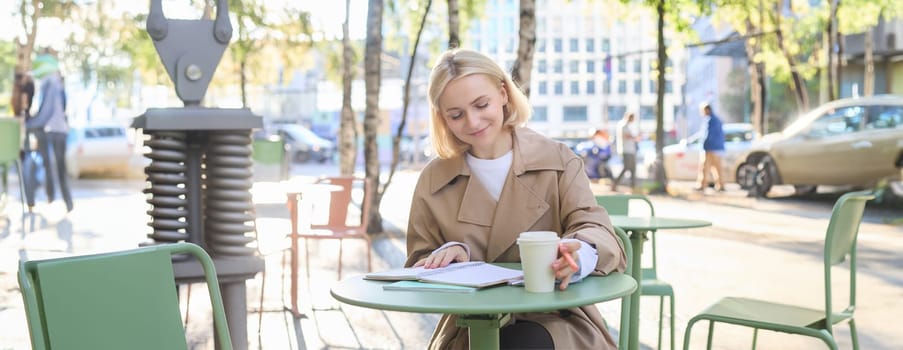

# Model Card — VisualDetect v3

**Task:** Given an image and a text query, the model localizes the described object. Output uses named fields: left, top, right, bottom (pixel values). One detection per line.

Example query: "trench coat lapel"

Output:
left=485, top=128, right=559, bottom=262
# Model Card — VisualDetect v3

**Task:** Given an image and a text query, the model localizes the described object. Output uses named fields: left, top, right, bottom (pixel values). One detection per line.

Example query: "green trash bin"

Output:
left=252, top=135, right=289, bottom=181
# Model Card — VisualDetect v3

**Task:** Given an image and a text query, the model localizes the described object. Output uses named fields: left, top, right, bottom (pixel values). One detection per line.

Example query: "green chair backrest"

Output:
left=596, top=194, right=658, bottom=278
left=0, top=118, right=21, bottom=164
left=595, top=194, right=655, bottom=217
left=823, top=190, right=874, bottom=328
left=18, top=243, right=233, bottom=350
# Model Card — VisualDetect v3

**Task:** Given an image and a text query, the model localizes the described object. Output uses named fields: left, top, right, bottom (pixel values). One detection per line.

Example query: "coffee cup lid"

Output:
left=517, top=231, right=559, bottom=243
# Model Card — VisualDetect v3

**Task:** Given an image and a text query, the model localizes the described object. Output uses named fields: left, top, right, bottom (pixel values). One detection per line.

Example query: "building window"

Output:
left=554, top=59, right=563, bottom=73
left=633, top=59, right=642, bottom=73
left=586, top=60, right=595, bottom=73
left=570, top=81, right=579, bottom=95
left=506, top=38, right=515, bottom=53
left=648, top=79, right=656, bottom=94
left=665, top=80, right=673, bottom=93
left=569, top=38, right=579, bottom=52
left=603, top=80, right=611, bottom=94
left=618, top=59, right=626, bottom=73
left=602, top=38, right=610, bottom=52
left=640, top=106, right=654, bottom=121
left=569, top=60, right=579, bottom=74
left=538, top=81, right=547, bottom=95
left=554, top=81, right=563, bottom=95
left=537, top=39, right=546, bottom=53
left=617, top=80, right=627, bottom=94
left=538, top=60, right=547, bottom=73
left=563, top=106, right=588, bottom=122
left=633, top=80, right=641, bottom=94
left=533, top=106, right=548, bottom=122
left=554, top=38, right=563, bottom=53
left=586, top=81, right=595, bottom=94
left=608, top=105, right=626, bottom=120
left=586, top=39, right=595, bottom=52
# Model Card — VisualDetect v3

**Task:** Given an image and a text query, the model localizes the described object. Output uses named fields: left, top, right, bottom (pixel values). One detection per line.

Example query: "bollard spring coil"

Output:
left=143, top=131, right=189, bottom=243
left=203, top=130, right=256, bottom=256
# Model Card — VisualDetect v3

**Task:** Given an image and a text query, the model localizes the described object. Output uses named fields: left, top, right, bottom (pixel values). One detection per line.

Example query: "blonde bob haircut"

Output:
left=427, top=49, right=532, bottom=159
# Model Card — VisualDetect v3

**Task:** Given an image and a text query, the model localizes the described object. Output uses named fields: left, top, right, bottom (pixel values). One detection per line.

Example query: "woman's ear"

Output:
left=499, top=82, right=509, bottom=105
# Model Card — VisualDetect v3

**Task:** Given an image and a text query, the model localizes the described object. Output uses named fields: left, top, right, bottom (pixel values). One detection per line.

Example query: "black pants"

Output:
left=499, top=320, right=554, bottom=349
left=24, top=130, right=72, bottom=211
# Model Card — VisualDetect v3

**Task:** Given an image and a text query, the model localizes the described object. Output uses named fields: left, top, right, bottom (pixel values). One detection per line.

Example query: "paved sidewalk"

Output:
left=1, top=168, right=901, bottom=349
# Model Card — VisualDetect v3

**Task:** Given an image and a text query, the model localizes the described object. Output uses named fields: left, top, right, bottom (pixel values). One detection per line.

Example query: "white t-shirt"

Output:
left=465, top=150, right=512, bottom=201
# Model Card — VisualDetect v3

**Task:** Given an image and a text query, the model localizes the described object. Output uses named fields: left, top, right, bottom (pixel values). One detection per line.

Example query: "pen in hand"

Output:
left=559, top=243, right=579, bottom=271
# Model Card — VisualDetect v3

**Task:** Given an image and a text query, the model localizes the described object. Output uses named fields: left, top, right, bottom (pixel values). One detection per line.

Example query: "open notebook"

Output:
left=365, top=261, right=523, bottom=288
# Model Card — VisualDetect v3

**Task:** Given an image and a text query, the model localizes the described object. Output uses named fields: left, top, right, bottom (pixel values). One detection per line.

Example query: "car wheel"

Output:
left=751, top=159, right=774, bottom=197
left=736, top=162, right=757, bottom=190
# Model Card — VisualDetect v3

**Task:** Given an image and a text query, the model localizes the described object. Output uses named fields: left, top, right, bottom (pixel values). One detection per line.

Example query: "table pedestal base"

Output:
left=457, top=313, right=511, bottom=350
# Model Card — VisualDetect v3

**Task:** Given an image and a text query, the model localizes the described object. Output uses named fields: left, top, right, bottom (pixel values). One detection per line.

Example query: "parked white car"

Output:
left=66, top=121, right=134, bottom=178
left=646, top=123, right=756, bottom=183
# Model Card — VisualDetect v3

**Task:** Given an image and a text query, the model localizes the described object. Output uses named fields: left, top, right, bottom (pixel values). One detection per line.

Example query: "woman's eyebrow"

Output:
left=444, top=95, right=488, bottom=113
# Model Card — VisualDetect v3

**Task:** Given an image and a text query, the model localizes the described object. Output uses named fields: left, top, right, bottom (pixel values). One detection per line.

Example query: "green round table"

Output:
left=331, top=263, right=637, bottom=349
left=609, top=215, right=712, bottom=350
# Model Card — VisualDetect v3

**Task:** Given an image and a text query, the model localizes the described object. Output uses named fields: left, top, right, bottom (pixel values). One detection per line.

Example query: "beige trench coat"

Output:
left=405, top=127, right=627, bottom=349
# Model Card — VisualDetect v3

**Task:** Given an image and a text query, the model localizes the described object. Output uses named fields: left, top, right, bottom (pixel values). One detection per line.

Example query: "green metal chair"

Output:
left=613, top=225, right=635, bottom=350
left=0, top=118, right=25, bottom=217
left=597, top=194, right=674, bottom=350
left=682, top=190, right=875, bottom=350
left=18, top=242, right=233, bottom=350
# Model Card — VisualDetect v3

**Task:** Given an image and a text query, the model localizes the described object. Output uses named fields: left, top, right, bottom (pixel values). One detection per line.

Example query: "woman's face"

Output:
left=437, top=74, right=510, bottom=159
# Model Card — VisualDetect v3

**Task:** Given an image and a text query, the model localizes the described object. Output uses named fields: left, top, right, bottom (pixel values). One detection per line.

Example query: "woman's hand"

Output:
left=552, top=241, right=582, bottom=290
left=413, top=245, right=469, bottom=269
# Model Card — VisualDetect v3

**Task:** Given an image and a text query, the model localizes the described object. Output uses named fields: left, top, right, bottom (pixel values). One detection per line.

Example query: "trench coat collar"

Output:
left=428, top=127, right=567, bottom=261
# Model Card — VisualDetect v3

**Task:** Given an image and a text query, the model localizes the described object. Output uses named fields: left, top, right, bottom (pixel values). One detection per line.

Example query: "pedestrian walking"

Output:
left=25, top=52, right=73, bottom=212
left=694, top=102, right=726, bottom=192
left=611, top=111, right=639, bottom=192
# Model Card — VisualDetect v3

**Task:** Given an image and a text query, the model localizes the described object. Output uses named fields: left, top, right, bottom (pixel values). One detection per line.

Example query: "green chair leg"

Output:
left=657, top=296, right=664, bottom=350
left=706, top=320, right=714, bottom=350
left=669, top=294, right=675, bottom=350
left=849, top=318, right=860, bottom=350
left=752, top=328, right=758, bottom=349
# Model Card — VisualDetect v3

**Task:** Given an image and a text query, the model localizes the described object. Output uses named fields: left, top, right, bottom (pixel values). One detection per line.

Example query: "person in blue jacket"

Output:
left=575, top=129, right=612, bottom=182
left=694, top=103, right=725, bottom=191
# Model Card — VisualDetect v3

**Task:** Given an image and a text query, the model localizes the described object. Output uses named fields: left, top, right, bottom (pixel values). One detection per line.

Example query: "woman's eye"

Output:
left=476, top=103, right=489, bottom=109
left=449, top=112, right=463, bottom=120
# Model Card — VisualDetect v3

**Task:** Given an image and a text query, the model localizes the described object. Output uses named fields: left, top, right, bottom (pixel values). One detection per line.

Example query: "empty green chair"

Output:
left=597, top=194, right=674, bottom=350
left=0, top=118, right=25, bottom=218
left=683, top=190, right=875, bottom=350
left=18, top=242, right=233, bottom=350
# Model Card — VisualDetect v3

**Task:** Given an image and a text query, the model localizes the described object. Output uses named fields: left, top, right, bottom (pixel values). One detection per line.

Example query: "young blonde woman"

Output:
left=405, top=48, right=626, bottom=349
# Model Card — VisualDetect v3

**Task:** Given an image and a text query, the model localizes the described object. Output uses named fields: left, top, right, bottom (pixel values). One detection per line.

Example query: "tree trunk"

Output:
left=773, top=1, right=809, bottom=113
left=340, top=0, right=358, bottom=175
left=447, top=0, right=460, bottom=49
left=826, top=0, right=838, bottom=101
left=745, top=19, right=766, bottom=137
left=510, top=0, right=536, bottom=97
left=384, top=0, right=433, bottom=190
left=364, top=0, right=384, bottom=233
left=650, top=0, right=667, bottom=193
left=12, top=0, right=41, bottom=116
left=240, top=59, right=248, bottom=107
left=864, top=24, right=874, bottom=96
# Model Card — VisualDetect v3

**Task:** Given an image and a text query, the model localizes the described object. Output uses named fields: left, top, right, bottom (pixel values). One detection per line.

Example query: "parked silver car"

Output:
left=275, top=124, right=335, bottom=163
left=734, top=95, right=903, bottom=197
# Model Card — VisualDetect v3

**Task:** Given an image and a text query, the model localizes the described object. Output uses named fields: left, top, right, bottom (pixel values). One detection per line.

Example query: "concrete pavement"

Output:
left=1, top=163, right=901, bottom=349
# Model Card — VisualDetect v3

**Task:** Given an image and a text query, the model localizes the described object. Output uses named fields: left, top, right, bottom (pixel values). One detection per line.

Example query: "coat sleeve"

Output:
left=558, top=154, right=626, bottom=275
left=404, top=171, right=445, bottom=267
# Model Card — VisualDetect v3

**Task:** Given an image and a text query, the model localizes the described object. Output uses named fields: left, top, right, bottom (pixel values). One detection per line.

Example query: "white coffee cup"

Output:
left=517, top=231, right=560, bottom=293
